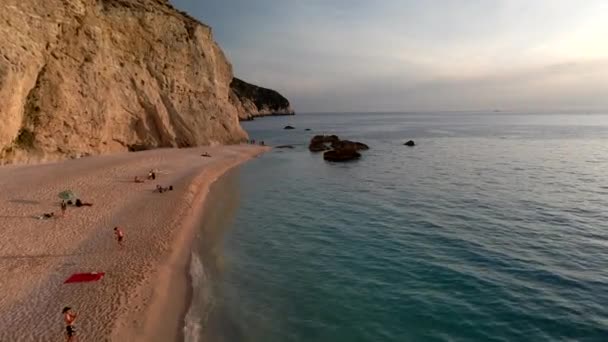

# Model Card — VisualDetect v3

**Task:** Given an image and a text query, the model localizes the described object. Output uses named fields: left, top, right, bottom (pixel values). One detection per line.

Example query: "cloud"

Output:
left=171, top=0, right=608, bottom=112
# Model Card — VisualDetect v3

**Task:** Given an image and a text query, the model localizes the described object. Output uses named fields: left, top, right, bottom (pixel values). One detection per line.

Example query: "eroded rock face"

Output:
left=230, top=77, right=294, bottom=121
left=0, top=0, right=250, bottom=164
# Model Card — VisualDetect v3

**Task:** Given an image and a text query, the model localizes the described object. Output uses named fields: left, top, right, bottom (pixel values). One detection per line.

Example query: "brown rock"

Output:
left=323, top=148, right=361, bottom=162
left=308, top=135, right=340, bottom=152
left=331, top=140, right=369, bottom=151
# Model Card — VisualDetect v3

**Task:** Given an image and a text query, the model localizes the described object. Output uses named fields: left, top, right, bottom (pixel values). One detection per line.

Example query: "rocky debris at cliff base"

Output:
left=323, top=149, right=361, bottom=162
left=284, top=125, right=295, bottom=130
left=404, top=140, right=416, bottom=147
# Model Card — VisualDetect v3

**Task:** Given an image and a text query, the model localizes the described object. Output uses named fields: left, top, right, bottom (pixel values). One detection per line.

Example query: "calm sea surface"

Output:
left=187, top=112, right=608, bottom=342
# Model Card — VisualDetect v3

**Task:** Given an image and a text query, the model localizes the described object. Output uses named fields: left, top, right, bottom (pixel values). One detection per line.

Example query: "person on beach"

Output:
left=62, top=306, right=77, bottom=341
left=38, top=212, right=55, bottom=220
left=156, top=185, right=173, bottom=193
left=75, top=199, right=93, bottom=207
left=114, top=227, right=124, bottom=247
left=134, top=176, right=144, bottom=183
left=61, top=200, right=67, bottom=217
left=148, top=169, right=156, bottom=180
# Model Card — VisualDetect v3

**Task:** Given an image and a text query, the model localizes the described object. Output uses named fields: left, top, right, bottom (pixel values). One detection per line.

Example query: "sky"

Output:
left=171, top=0, right=608, bottom=113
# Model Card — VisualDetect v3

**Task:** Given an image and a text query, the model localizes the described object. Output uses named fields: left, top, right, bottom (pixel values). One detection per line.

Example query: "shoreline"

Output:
left=133, top=157, right=252, bottom=342
left=0, top=144, right=269, bottom=341
left=115, top=146, right=269, bottom=342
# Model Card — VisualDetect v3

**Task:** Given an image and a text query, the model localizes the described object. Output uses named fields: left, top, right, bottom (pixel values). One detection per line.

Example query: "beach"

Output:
left=0, top=144, right=268, bottom=341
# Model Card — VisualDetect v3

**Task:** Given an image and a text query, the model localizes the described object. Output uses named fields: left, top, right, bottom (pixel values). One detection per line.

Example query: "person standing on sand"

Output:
left=61, top=200, right=67, bottom=217
left=62, top=306, right=77, bottom=341
left=114, top=227, right=124, bottom=247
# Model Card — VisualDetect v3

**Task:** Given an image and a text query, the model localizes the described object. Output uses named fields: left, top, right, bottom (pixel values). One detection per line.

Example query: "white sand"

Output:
left=0, top=145, right=268, bottom=341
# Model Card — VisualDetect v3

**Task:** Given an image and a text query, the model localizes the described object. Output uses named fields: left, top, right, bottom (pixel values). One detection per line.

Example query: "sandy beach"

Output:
left=0, top=144, right=268, bottom=341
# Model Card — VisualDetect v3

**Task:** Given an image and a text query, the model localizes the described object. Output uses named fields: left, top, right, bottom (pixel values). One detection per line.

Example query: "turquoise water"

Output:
left=192, top=112, right=608, bottom=341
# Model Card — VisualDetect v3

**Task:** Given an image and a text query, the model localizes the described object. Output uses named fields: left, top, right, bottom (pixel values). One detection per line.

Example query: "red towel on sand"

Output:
left=64, top=272, right=105, bottom=283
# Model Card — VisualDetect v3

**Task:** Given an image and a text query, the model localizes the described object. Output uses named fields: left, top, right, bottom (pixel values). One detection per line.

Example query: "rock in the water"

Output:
left=323, top=148, right=361, bottom=162
left=308, top=135, right=340, bottom=152
left=309, top=144, right=330, bottom=152
left=305, top=128, right=311, bottom=131
left=284, top=125, right=295, bottom=130
left=331, top=140, right=369, bottom=151
left=404, top=140, right=416, bottom=147
left=275, top=145, right=294, bottom=149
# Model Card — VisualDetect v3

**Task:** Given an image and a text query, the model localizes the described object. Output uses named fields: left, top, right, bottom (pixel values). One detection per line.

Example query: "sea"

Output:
left=185, top=112, right=608, bottom=342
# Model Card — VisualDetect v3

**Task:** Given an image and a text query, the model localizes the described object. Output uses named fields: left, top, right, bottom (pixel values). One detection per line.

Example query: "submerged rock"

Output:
left=404, top=140, right=416, bottom=147
left=284, top=125, right=295, bottom=130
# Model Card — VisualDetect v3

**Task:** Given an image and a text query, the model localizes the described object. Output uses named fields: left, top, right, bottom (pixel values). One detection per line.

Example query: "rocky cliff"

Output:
left=230, top=77, right=295, bottom=121
left=0, top=0, right=252, bottom=164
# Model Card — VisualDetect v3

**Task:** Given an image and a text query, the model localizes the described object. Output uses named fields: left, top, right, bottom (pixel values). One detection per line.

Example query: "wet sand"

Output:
left=0, top=145, right=268, bottom=341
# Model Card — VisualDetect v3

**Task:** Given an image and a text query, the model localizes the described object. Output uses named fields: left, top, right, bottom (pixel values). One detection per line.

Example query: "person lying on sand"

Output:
left=134, top=176, right=144, bottom=183
left=201, top=152, right=211, bottom=157
left=156, top=185, right=174, bottom=193
left=38, top=212, right=55, bottom=220
left=75, top=199, right=93, bottom=207
left=62, top=306, right=77, bottom=341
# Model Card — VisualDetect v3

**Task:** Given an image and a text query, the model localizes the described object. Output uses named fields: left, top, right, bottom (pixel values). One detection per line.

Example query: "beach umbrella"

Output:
left=58, top=190, right=77, bottom=201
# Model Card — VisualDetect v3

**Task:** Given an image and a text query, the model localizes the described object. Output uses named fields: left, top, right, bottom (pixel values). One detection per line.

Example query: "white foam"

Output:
left=183, top=252, right=208, bottom=342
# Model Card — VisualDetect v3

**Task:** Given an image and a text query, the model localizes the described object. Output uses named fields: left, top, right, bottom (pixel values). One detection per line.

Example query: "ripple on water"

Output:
left=207, top=114, right=608, bottom=342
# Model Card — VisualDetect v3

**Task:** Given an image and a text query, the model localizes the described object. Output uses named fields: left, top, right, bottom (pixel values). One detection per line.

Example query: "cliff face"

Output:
left=230, top=77, right=295, bottom=121
left=0, top=0, right=249, bottom=164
